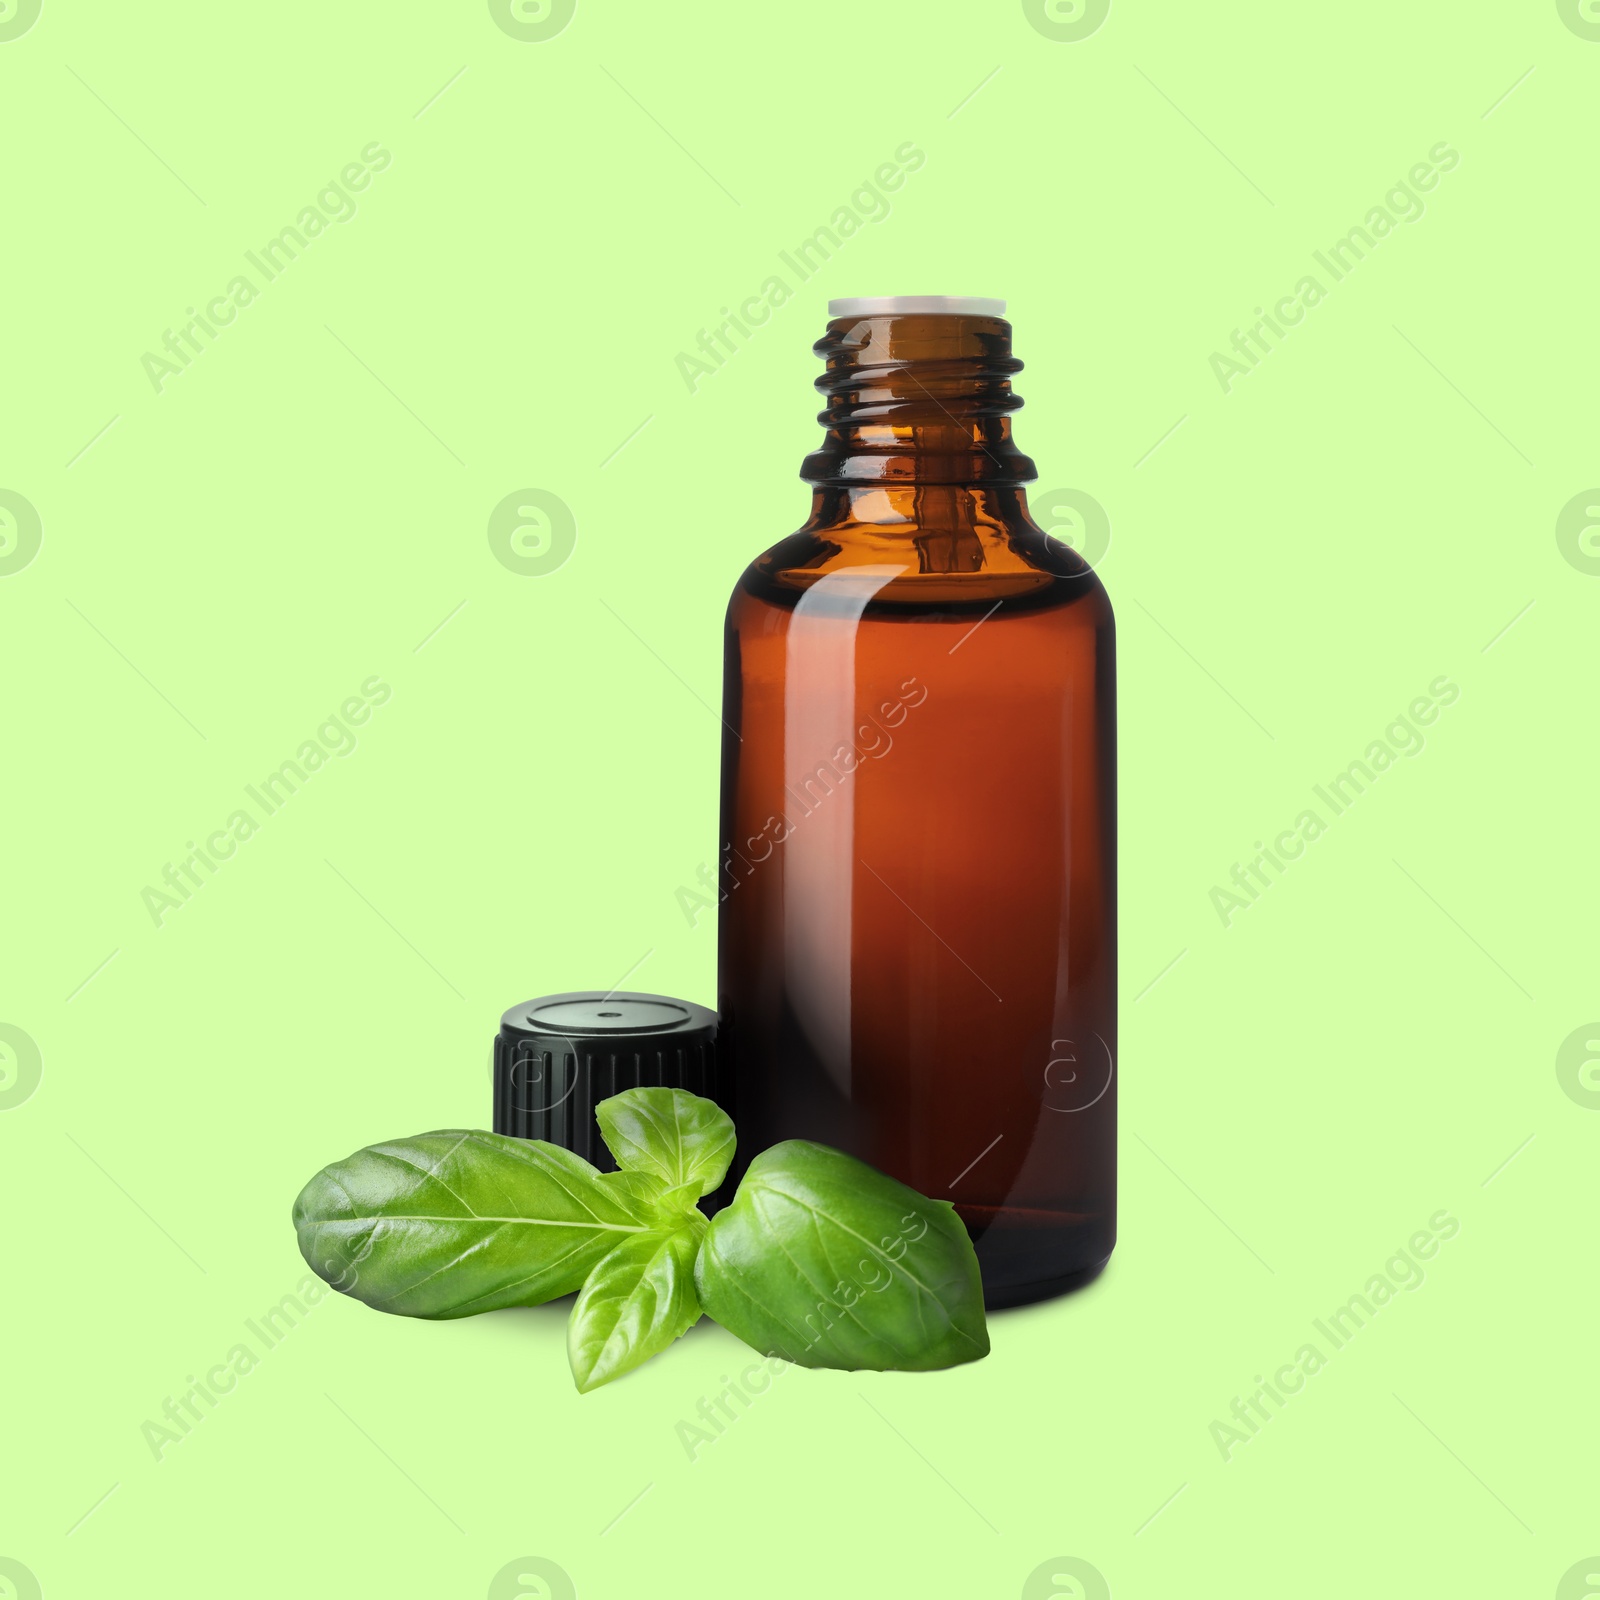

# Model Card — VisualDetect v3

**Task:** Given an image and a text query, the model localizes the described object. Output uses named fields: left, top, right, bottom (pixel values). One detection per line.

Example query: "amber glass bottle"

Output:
left=717, top=297, right=1115, bottom=1308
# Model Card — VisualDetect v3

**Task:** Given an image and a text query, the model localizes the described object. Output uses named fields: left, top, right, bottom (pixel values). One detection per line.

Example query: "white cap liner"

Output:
left=828, top=295, right=1006, bottom=317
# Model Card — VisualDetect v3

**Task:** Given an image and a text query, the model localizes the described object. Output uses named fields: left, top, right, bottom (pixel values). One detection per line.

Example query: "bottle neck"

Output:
left=799, top=312, right=1038, bottom=490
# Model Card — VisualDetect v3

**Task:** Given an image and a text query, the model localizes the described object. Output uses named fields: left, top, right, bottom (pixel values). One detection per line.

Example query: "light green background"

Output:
left=3, top=2, right=1596, bottom=1595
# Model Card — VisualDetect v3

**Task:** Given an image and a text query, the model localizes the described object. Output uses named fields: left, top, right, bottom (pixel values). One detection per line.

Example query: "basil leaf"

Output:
left=293, top=1130, right=655, bottom=1319
left=597, top=1169, right=703, bottom=1222
left=597, top=1169, right=670, bottom=1210
left=567, top=1220, right=705, bottom=1392
left=694, top=1141, right=990, bottom=1372
left=656, top=1180, right=705, bottom=1215
left=596, top=1087, right=735, bottom=1197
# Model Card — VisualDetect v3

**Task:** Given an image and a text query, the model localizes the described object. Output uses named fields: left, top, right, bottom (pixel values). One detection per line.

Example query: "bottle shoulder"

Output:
left=730, top=521, right=1113, bottom=625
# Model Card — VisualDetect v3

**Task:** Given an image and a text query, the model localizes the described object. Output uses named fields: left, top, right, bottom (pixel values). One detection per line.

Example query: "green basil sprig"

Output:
left=291, top=1089, right=989, bottom=1390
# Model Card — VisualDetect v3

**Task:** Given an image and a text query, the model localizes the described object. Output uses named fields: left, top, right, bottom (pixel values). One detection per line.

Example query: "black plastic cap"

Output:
left=492, top=991, right=720, bottom=1168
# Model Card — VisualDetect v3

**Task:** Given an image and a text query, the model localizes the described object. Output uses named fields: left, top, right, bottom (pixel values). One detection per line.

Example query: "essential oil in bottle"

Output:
left=717, top=296, right=1116, bottom=1308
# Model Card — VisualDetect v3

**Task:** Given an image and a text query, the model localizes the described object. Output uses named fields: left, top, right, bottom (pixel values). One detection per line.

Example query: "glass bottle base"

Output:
left=956, top=1203, right=1115, bottom=1309
left=982, top=1255, right=1111, bottom=1310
